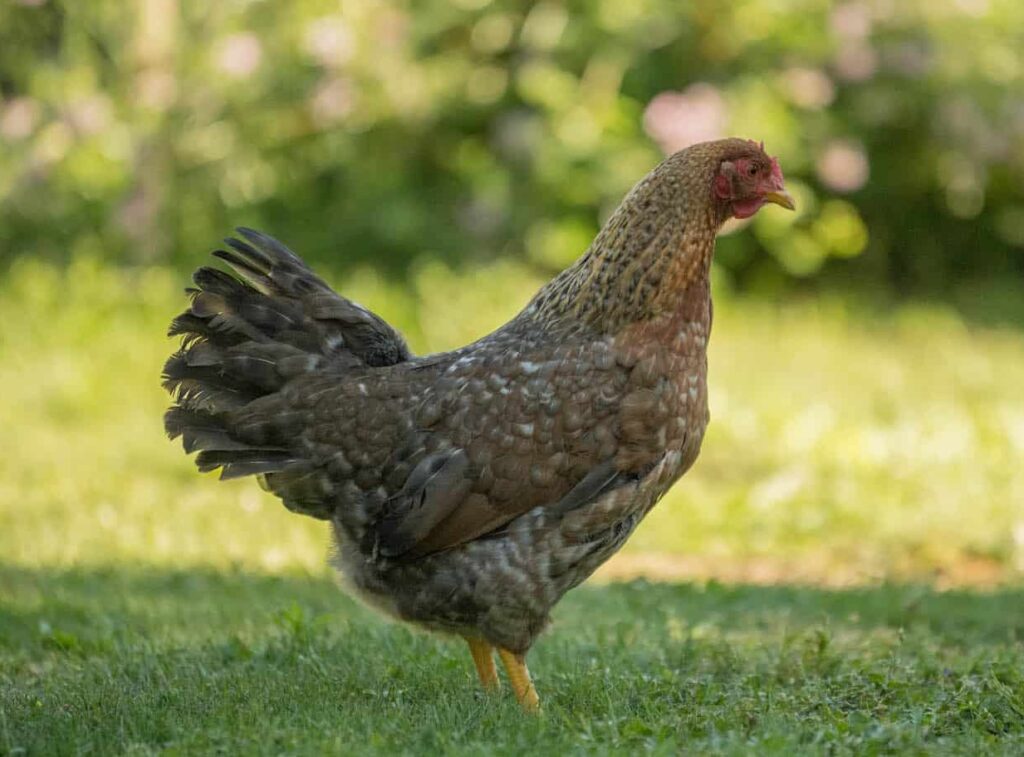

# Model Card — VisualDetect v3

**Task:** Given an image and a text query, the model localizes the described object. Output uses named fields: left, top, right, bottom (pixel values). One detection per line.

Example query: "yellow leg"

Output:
left=497, top=647, right=540, bottom=712
left=465, top=637, right=500, bottom=693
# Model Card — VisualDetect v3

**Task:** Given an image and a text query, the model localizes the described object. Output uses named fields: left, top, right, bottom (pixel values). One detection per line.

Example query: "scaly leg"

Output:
left=465, top=637, right=500, bottom=693
left=497, top=647, right=540, bottom=712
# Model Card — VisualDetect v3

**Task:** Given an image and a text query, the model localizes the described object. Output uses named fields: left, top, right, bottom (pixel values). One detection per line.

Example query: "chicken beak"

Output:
left=763, top=189, right=796, bottom=211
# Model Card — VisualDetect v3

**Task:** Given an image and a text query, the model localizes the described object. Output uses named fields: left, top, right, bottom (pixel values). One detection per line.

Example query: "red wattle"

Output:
left=731, top=197, right=766, bottom=219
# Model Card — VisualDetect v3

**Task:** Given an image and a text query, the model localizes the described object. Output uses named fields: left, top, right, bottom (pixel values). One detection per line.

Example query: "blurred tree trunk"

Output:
left=124, top=0, right=177, bottom=263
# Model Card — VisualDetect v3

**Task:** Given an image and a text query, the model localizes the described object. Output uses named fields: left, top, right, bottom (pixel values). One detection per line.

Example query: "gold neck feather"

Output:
left=524, top=142, right=738, bottom=334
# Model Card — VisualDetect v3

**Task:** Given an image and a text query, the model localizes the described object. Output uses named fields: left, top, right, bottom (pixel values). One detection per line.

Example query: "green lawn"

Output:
left=1, top=257, right=1023, bottom=753
left=3, top=567, right=1023, bottom=754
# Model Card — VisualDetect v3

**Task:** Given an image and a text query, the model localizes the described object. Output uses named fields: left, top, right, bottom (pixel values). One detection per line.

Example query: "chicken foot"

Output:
left=497, top=648, right=540, bottom=712
left=465, top=637, right=500, bottom=692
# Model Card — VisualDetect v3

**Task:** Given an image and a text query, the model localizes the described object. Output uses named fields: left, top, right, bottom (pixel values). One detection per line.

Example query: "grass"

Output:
left=3, top=567, right=1023, bottom=754
left=1, top=256, right=1023, bottom=753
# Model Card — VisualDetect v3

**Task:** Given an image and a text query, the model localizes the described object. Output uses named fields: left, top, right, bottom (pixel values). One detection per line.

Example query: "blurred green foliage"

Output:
left=1, top=0, right=1023, bottom=295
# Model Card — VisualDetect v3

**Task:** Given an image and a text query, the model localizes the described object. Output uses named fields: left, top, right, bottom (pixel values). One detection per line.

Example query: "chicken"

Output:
left=162, top=137, right=794, bottom=710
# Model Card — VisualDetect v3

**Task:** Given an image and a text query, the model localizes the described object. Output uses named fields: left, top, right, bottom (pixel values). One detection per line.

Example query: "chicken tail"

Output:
left=162, top=228, right=411, bottom=505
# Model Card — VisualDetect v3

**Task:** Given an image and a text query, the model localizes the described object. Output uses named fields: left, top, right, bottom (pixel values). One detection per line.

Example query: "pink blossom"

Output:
left=816, top=139, right=870, bottom=193
left=310, top=77, right=354, bottom=126
left=830, top=2, right=872, bottom=40
left=835, top=43, right=878, bottom=82
left=643, top=84, right=727, bottom=155
left=0, top=97, right=40, bottom=140
left=217, top=33, right=263, bottom=79
left=781, top=68, right=835, bottom=110
left=304, top=18, right=354, bottom=68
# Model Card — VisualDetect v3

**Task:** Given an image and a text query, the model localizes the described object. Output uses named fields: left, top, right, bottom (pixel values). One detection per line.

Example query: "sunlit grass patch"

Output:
left=1, top=257, right=1022, bottom=580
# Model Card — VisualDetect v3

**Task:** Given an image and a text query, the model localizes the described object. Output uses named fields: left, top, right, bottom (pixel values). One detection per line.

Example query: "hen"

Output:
left=163, top=138, right=793, bottom=710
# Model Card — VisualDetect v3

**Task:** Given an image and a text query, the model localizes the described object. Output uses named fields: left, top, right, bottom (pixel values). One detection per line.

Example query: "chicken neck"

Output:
left=521, top=153, right=729, bottom=337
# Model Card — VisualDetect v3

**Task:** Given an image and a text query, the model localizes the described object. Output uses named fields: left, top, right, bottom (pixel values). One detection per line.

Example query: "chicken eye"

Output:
left=747, top=164, right=758, bottom=177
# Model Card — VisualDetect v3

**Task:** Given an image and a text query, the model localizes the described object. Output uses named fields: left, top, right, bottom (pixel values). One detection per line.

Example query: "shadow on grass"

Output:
left=2, top=563, right=1022, bottom=753
left=2, top=562, right=1021, bottom=663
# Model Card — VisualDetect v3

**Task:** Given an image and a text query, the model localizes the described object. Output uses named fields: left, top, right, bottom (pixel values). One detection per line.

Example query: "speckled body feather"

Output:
left=163, top=139, right=769, bottom=655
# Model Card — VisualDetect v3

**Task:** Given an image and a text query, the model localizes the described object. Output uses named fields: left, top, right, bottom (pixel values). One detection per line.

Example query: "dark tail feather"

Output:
left=162, top=228, right=412, bottom=513
left=165, top=408, right=253, bottom=454
left=196, top=450, right=301, bottom=480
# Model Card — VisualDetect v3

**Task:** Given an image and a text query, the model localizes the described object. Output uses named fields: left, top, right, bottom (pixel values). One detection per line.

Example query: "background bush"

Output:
left=1, top=0, right=1022, bottom=305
